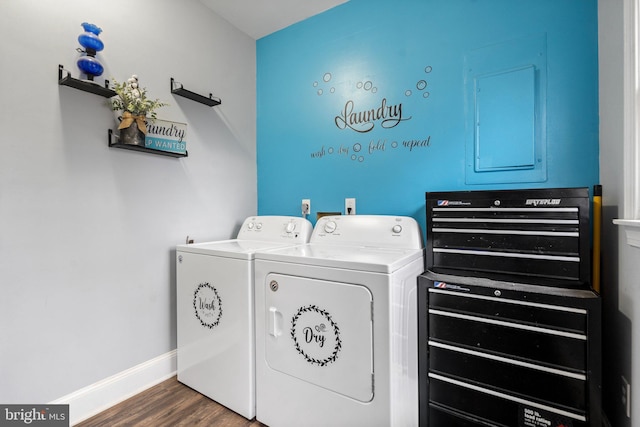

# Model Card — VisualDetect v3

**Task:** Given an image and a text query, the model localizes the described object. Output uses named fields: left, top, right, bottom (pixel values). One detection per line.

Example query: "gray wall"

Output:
left=0, top=0, right=256, bottom=403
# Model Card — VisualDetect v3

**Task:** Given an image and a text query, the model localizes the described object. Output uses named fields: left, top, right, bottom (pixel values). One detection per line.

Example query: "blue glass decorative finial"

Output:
left=77, top=22, right=104, bottom=80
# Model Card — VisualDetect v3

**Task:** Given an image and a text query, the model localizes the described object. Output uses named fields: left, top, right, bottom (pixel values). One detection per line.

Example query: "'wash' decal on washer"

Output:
left=193, top=283, right=222, bottom=329
left=290, top=305, right=342, bottom=366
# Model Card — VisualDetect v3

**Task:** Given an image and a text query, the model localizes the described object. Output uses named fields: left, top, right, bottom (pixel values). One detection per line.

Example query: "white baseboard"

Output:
left=50, top=350, right=177, bottom=426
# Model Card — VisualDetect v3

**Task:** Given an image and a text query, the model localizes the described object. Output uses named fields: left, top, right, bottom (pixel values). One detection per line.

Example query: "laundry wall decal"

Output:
left=334, top=98, right=410, bottom=133
left=310, top=66, right=434, bottom=163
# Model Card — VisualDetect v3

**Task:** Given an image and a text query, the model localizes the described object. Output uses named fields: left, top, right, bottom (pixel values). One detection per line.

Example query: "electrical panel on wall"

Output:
left=464, top=33, right=547, bottom=185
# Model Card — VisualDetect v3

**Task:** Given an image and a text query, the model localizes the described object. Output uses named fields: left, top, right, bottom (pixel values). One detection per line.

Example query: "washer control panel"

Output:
left=238, top=216, right=313, bottom=242
left=312, top=215, right=423, bottom=249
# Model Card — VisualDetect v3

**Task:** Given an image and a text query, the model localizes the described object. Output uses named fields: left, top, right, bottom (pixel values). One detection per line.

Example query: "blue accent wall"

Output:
left=257, top=0, right=599, bottom=230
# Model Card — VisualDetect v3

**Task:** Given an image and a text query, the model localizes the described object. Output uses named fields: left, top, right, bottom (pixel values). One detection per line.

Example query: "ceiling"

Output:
left=199, top=0, right=349, bottom=40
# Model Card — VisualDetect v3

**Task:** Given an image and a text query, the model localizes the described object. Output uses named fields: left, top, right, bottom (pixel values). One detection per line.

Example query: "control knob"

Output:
left=324, top=220, right=337, bottom=233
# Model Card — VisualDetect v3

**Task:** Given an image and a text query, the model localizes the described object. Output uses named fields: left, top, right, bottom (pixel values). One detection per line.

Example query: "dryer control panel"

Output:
left=238, top=216, right=313, bottom=242
left=312, top=215, right=423, bottom=249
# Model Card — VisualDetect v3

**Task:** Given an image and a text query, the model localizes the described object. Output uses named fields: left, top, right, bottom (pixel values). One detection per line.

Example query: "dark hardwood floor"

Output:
left=75, top=376, right=266, bottom=427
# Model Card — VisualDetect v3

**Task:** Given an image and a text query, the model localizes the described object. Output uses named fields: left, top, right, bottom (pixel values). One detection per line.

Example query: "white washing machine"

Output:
left=254, top=215, right=424, bottom=427
left=176, top=216, right=313, bottom=419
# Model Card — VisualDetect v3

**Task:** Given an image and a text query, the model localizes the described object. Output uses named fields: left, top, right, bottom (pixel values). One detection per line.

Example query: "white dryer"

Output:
left=254, top=215, right=424, bottom=427
left=176, top=216, right=312, bottom=419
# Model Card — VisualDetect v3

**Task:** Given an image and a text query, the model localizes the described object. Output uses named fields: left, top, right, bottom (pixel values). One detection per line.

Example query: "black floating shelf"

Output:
left=170, top=78, right=221, bottom=107
left=108, top=129, right=188, bottom=158
left=58, top=64, right=116, bottom=98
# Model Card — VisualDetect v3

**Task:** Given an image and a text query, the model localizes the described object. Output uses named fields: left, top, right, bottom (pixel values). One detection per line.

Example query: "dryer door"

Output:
left=265, top=273, right=374, bottom=402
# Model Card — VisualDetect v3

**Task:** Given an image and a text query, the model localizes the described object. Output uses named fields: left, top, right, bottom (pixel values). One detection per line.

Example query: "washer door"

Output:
left=264, top=273, right=374, bottom=402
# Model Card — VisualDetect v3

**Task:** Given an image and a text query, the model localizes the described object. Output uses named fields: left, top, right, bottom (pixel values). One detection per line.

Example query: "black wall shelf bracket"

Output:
left=170, top=78, right=221, bottom=107
left=58, top=64, right=116, bottom=98
left=108, top=129, right=188, bottom=158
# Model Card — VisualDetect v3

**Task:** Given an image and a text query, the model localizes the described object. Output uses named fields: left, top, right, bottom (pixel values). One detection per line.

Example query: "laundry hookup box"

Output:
left=144, top=118, right=187, bottom=155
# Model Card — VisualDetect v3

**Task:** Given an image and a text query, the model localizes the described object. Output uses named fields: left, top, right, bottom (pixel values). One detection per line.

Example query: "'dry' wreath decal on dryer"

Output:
left=193, top=283, right=223, bottom=329
left=290, top=305, right=342, bottom=366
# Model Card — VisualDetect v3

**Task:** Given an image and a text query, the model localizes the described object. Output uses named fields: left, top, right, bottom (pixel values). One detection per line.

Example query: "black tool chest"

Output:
left=419, top=188, right=602, bottom=427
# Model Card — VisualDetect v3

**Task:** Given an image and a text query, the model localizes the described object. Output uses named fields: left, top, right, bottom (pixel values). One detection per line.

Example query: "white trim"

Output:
left=621, top=0, right=640, bottom=220
left=615, top=0, right=640, bottom=246
left=49, top=350, right=177, bottom=426
left=613, top=219, right=640, bottom=248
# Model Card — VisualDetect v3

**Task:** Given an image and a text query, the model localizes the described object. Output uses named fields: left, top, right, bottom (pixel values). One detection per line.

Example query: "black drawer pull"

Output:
left=429, top=372, right=586, bottom=422
left=429, top=288, right=587, bottom=314
left=430, top=309, right=587, bottom=340
left=429, top=340, right=586, bottom=380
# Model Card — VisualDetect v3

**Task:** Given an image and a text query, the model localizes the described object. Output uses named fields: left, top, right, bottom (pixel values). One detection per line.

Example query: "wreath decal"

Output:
left=290, top=304, right=341, bottom=366
left=193, top=282, right=223, bottom=329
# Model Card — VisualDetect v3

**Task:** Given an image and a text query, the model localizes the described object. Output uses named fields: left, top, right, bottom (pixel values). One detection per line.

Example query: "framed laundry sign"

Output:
left=144, top=118, right=187, bottom=155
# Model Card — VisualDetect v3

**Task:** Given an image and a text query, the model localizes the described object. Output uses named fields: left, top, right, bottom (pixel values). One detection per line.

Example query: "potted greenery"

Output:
left=110, top=75, right=167, bottom=146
